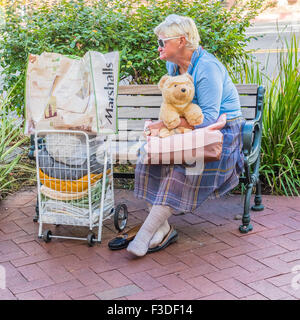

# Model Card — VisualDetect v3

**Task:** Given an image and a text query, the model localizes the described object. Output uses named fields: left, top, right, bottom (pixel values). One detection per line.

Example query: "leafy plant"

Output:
left=261, top=35, right=300, bottom=196
left=0, top=81, right=34, bottom=199
left=230, top=34, right=300, bottom=196
left=0, top=0, right=267, bottom=114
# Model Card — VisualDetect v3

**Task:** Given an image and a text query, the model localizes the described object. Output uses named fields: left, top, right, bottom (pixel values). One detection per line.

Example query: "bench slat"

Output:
left=118, top=106, right=255, bottom=120
left=117, top=95, right=257, bottom=107
left=117, top=108, right=255, bottom=131
left=118, top=84, right=258, bottom=95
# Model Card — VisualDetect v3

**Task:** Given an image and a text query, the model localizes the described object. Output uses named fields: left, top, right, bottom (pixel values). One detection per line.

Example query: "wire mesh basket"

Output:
left=34, top=130, right=128, bottom=246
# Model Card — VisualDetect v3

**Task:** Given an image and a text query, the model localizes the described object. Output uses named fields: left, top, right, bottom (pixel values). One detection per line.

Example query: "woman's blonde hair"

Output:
left=154, top=14, right=200, bottom=50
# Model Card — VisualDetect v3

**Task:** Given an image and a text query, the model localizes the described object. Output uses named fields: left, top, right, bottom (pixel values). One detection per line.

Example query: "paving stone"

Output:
left=37, top=279, right=83, bottom=299
left=229, top=254, right=267, bottom=272
left=99, top=270, right=132, bottom=288
left=186, top=275, right=224, bottom=296
left=71, top=268, right=105, bottom=286
left=95, top=284, right=142, bottom=300
left=266, top=272, right=297, bottom=287
left=201, top=252, right=237, bottom=269
left=235, top=267, right=282, bottom=285
left=37, top=259, right=76, bottom=283
left=247, top=279, right=290, bottom=300
left=65, top=282, right=112, bottom=299
left=257, top=226, right=295, bottom=239
left=126, top=286, right=172, bottom=300
left=157, top=274, right=195, bottom=293
left=0, top=289, right=17, bottom=300
left=0, top=221, right=22, bottom=234
left=192, top=242, right=231, bottom=257
left=198, top=291, right=238, bottom=300
left=16, top=290, right=44, bottom=300
left=241, top=293, right=268, bottom=300
left=150, top=250, right=180, bottom=266
left=181, top=213, right=205, bottom=225
left=177, top=263, right=219, bottom=281
left=18, top=264, right=49, bottom=281
left=280, top=284, right=300, bottom=299
left=74, top=294, right=99, bottom=300
left=204, top=266, right=251, bottom=282
left=126, top=271, right=162, bottom=291
left=9, top=277, right=55, bottom=295
left=117, top=256, right=161, bottom=276
left=18, top=241, right=48, bottom=256
left=218, top=244, right=259, bottom=258
left=176, top=252, right=208, bottom=268
left=157, top=287, right=205, bottom=300
left=278, top=249, right=300, bottom=262
left=286, top=231, right=300, bottom=241
left=246, top=245, right=288, bottom=260
left=216, top=278, right=256, bottom=298
left=146, top=261, right=189, bottom=278
left=260, top=256, right=293, bottom=273
left=241, top=234, right=274, bottom=249
left=2, top=189, right=300, bottom=300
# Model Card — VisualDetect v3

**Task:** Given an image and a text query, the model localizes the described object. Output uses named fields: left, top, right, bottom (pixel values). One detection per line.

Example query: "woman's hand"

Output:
left=144, top=118, right=194, bottom=137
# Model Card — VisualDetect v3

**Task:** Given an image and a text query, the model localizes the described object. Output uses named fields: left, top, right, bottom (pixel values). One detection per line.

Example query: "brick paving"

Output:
left=0, top=188, right=300, bottom=300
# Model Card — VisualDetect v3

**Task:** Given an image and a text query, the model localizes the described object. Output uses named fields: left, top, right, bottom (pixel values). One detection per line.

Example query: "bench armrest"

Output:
left=242, top=119, right=261, bottom=165
left=242, top=85, right=264, bottom=166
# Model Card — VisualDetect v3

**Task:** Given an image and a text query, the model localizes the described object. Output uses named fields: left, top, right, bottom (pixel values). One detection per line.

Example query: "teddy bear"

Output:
left=157, top=73, right=204, bottom=138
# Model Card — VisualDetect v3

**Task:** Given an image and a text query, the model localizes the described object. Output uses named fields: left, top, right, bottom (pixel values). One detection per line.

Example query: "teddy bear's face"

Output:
left=158, top=74, right=195, bottom=107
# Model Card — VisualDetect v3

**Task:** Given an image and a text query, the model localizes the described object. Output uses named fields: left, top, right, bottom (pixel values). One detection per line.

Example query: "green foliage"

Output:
left=230, top=34, right=300, bottom=196
left=261, top=35, right=300, bottom=196
left=0, top=0, right=266, bottom=114
left=0, top=81, right=31, bottom=199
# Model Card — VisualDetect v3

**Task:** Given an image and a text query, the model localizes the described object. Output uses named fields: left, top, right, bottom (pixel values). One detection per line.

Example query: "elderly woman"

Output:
left=127, top=14, right=245, bottom=257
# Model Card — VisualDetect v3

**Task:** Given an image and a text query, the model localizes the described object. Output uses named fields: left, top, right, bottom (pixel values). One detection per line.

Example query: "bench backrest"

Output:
left=111, top=84, right=259, bottom=162
left=117, top=84, right=257, bottom=134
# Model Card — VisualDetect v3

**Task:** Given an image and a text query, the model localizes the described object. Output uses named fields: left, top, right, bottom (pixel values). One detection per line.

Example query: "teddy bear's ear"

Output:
left=158, top=75, right=169, bottom=90
left=185, top=73, right=193, bottom=83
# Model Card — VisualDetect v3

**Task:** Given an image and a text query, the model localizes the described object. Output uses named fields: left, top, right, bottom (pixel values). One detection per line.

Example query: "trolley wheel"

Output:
left=114, top=203, right=128, bottom=232
left=87, top=233, right=96, bottom=247
left=43, top=229, right=52, bottom=243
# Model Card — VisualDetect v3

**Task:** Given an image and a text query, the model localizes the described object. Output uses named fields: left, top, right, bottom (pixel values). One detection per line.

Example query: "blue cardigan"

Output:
left=166, top=46, right=242, bottom=128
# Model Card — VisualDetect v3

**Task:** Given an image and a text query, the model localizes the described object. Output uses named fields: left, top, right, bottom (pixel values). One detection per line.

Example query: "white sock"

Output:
left=127, top=205, right=172, bottom=256
left=149, top=219, right=170, bottom=248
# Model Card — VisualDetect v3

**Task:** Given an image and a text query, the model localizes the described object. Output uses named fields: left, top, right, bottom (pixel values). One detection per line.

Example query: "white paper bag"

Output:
left=25, top=51, right=119, bottom=134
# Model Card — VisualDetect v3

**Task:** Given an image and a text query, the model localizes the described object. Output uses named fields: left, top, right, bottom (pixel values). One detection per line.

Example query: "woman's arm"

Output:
left=194, top=62, right=223, bottom=128
left=144, top=118, right=194, bottom=136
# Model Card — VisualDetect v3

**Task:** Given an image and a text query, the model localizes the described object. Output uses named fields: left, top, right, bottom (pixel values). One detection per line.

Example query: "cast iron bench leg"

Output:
left=251, top=179, right=264, bottom=211
left=239, top=182, right=253, bottom=234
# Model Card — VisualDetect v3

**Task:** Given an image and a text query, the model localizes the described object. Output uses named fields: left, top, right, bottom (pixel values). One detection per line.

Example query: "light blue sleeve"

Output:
left=194, top=62, right=224, bottom=128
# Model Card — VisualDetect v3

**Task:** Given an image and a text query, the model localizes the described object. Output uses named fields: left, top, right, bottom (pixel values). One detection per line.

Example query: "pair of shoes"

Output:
left=147, top=226, right=178, bottom=253
left=108, top=224, right=142, bottom=250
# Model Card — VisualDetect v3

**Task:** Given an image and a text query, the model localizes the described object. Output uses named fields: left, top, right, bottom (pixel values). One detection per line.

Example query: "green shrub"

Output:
left=0, top=80, right=34, bottom=199
left=230, top=34, right=300, bottom=196
left=0, top=0, right=267, bottom=114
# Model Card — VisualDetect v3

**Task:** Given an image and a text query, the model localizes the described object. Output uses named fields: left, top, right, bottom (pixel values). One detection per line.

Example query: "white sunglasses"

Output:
left=157, top=36, right=182, bottom=48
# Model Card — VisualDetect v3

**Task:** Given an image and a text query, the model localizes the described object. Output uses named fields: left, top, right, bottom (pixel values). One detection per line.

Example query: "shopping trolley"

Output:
left=34, top=129, right=128, bottom=246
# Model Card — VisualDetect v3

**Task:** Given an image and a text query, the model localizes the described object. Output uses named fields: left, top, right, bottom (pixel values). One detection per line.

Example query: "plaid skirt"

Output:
left=134, top=117, right=246, bottom=213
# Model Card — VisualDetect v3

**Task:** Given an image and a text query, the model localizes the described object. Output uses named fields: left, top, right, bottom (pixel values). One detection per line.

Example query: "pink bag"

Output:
left=142, top=114, right=226, bottom=165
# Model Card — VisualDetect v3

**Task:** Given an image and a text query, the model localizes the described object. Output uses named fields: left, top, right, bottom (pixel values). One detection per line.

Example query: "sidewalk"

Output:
left=1, top=188, right=300, bottom=300
left=252, top=3, right=300, bottom=23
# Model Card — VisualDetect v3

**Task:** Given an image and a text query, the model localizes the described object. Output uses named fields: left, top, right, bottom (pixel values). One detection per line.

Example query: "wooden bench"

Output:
left=112, top=84, right=265, bottom=234
left=29, top=83, right=265, bottom=234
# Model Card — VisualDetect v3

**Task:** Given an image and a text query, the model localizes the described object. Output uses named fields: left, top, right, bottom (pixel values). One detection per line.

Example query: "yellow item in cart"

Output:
left=39, top=169, right=111, bottom=193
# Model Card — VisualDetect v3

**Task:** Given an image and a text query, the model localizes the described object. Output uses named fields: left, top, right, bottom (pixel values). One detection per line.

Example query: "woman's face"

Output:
left=157, top=34, right=184, bottom=62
